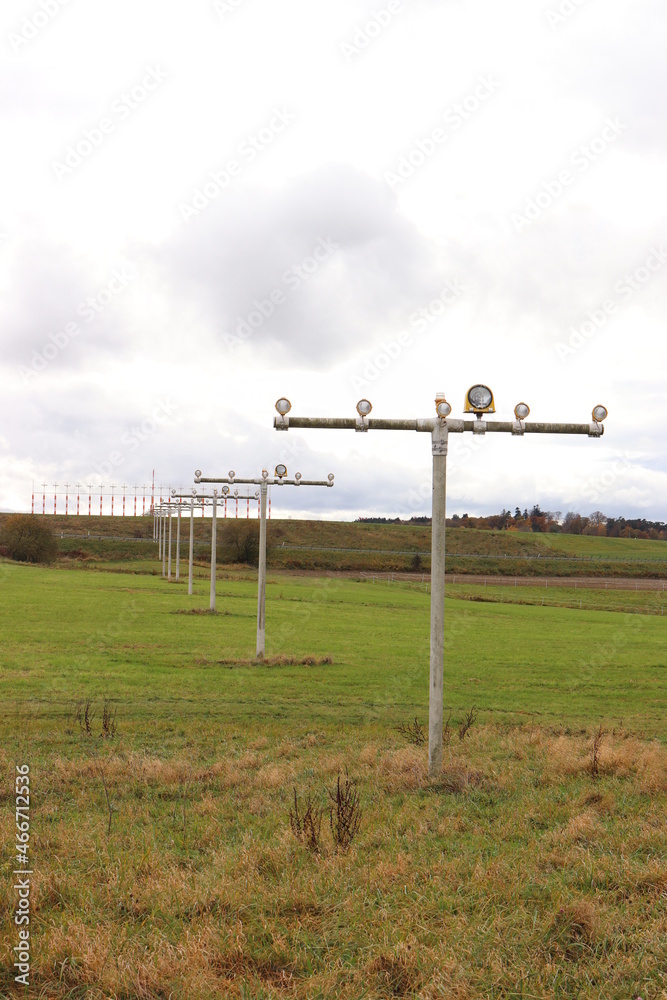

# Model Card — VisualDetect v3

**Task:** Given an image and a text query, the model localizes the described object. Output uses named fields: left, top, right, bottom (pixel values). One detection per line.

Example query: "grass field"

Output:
left=0, top=560, right=665, bottom=998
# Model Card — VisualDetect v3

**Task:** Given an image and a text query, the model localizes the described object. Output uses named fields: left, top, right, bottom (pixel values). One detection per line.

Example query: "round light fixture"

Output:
left=328, top=473, right=335, bottom=482
left=468, top=385, right=493, bottom=409
left=192, top=489, right=197, bottom=497
left=275, top=398, right=291, bottom=415
left=275, top=464, right=287, bottom=478
left=221, top=486, right=230, bottom=495
left=356, top=399, right=372, bottom=416
left=592, top=405, right=608, bottom=422
left=436, top=399, right=452, bottom=418
left=295, top=472, right=302, bottom=481
left=514, top=402, right=530, bottom=420
left=194, top=469, right=202, bottom=478
left=171, top=489, right=176, bottom=496
left=228, top=470, right=235, bottom=479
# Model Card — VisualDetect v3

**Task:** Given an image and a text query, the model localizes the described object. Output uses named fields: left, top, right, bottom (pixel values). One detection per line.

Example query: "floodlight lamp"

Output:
left=328, top=473, right=334, bottom=482
left=275, top=397, right=291, bottom=416
left=436, top=398, right=452, bottom=418
left=275, top=464, right=287, bottom=478
left=194, top=469, right=202, bottom=479
left=295, top=472, right=302, bottom=481
left=221, top=486, right=230, bottom=495
left=192, top=489, right=197, bottom=497
left=592, top=405, right=608, bottom=422
left=171, top=489, right=176, bottom=496
left=514, top=402, right=530, bottom=420
left=228, top=470, right=235, bottom=480
left=464, top=384, right=495, bottom=414
left=356, top=399, right=372, bottom=416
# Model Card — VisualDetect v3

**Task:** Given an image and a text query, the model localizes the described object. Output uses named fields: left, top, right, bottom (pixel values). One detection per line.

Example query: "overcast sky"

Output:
left=2, top=0, right=666, bottom=521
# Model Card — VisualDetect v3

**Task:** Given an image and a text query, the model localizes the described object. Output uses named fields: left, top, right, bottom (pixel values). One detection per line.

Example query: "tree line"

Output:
left=358, top=507, right=666, bottom=539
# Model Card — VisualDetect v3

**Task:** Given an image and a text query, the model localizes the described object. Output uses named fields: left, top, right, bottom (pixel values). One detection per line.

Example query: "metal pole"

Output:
left=429, top=422, right=448, bottom=778
left=210, top=492, right=217, bottom=612
left=188, top=499, right=195, bottom=596
left=256, top=481, right=268, bottom=657
left=162, top=510, right=166, bottom=578
left=175, top=506, right=181, bottom=581
left=167, top=505, right=173, bottom=580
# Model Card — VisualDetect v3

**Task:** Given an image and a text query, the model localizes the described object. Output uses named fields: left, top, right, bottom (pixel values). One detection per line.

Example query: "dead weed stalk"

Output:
left=289, top=789, right=322, bottom=853
left=329, top=770, right=362, bottom=852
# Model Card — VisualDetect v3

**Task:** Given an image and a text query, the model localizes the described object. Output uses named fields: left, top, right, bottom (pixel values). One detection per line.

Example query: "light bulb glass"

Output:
left=468, top=385, right=493, bottom=409
left=356, top=399, right=372, bottom=416
left=592, top=405, right=608, bottom=422
left=275, top=398, right=291, bottom=415
left=514, top=403, right=530, bottom=420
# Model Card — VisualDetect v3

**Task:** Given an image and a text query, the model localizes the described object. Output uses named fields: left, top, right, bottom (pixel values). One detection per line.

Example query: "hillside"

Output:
left=1, top=514, right=666, bottom=578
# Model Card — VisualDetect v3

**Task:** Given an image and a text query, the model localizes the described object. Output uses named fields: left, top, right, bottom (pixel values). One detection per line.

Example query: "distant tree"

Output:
left=563, top=512, right=589, bottom=535
left=0, top=515, right=58, bottom=564
left=222, top=519, right=259, bottom=565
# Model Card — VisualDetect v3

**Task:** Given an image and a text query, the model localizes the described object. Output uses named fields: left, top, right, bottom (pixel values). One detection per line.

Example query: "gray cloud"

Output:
left=158, top=164, right=450, bottom=365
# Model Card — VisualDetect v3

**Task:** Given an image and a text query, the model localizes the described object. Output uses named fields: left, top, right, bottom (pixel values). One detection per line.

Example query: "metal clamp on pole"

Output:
left=432, top=420, right=449, bottom=456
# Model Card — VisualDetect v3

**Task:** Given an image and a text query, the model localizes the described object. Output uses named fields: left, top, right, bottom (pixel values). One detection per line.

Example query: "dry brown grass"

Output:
left=3, top=722, right=665, bottom=999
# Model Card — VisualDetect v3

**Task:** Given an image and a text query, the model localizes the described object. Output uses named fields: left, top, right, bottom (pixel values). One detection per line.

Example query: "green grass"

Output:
left=1, top=563, right=665, bottom=729
left=0, top=561, right=665, bottom=998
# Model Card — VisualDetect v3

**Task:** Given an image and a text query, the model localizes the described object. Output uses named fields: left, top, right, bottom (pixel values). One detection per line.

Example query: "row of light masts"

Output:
left=154, top=385, right=608, bottom=781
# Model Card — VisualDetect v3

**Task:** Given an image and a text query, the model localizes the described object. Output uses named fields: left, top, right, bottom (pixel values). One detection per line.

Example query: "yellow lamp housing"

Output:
left=274, top=464, right=287, bottom=478
left=464, top=384, right=495, bottom=414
